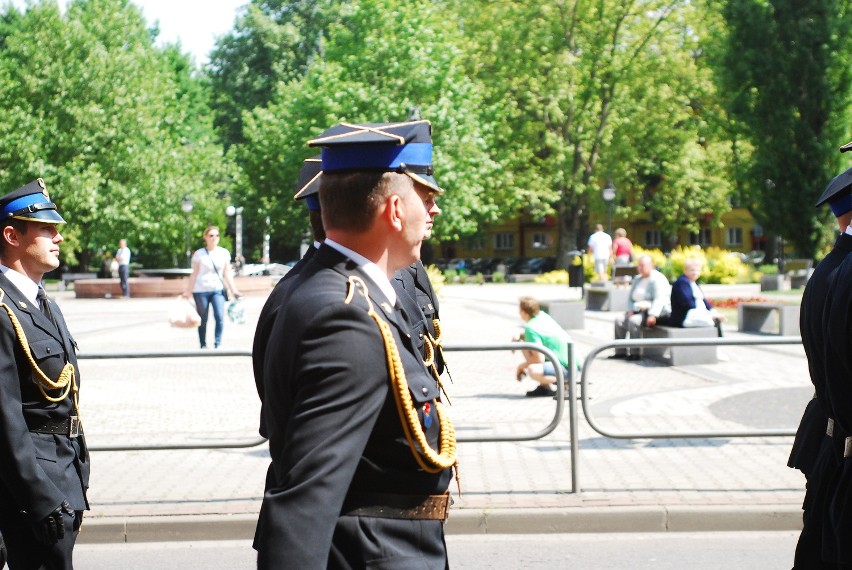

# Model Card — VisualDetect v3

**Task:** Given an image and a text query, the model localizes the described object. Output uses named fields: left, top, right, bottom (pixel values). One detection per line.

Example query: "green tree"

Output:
left=456, top=0, right=735, bottom=263
left=0, top=0, right=231, bottom=268
left=206, top=0, right=345, bottom=147
left=234, top=0, right=501, bottom=260
left=716, top=0, right=851, bottom=257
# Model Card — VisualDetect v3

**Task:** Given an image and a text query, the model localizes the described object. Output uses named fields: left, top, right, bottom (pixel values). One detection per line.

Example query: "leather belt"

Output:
left=341, top=492, right=450, bottom=522
left=26, top=416, right=82, bottom=438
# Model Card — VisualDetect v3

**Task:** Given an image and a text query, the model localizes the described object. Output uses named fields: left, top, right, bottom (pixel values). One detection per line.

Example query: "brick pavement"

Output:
left=45, top=281, right=808, bottom=541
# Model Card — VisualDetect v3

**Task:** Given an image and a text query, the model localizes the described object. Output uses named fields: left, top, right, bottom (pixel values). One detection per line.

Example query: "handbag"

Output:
left=682, top=306, right=715, bottom=328
left=206, top=249, right=230, bottom=301
left=168, top=296, right=201, bottom=328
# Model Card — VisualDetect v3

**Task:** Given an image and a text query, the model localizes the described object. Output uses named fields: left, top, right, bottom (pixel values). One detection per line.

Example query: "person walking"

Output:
left=182, top=226, right=242, bottom=349
left=587, top=224, right=612, bottom=282
left=254, top=121, right=456, bottom=569
left=612, top=227, right=633, bottom=266
left=0, top=179, right=90, bottom=570
left=115, top=238, right=131, bottom=297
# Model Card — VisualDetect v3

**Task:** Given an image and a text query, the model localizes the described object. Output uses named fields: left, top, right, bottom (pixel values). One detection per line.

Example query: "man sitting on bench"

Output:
left=611, top=255, right=671, bottom=360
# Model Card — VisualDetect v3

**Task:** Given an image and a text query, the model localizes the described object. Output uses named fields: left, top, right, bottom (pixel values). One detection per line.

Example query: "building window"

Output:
left=644, top=230, right=661, bottom=248
left=726, top=227, right=743, bottom=247
left=494, top=232, right=514, bottom=251
left=468, top=237, right=484, bottom=251
left=689, top=228, right=712, bottom=246
left=531, top=232, right=551, bottom=249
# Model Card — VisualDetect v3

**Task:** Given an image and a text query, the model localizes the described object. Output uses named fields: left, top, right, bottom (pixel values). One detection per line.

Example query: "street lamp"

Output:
left=602, top=180, right=616, bottom=235
left=181, top=195, right=193, bottom=268
left=226, top=205, right=244, bottom=274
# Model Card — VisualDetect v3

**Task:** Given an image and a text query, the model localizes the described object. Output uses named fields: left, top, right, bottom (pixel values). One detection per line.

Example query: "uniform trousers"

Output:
left=0, top=507, right=82, bottom=570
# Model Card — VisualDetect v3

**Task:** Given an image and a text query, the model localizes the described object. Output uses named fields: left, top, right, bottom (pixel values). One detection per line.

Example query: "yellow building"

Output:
left=444, top=207, right=761, bottom=261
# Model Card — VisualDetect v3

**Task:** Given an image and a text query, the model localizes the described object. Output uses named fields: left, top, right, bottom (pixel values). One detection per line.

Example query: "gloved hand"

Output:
left=1, top=528, right=7, bottom=567
left=32, top=500, right=72, bottom=545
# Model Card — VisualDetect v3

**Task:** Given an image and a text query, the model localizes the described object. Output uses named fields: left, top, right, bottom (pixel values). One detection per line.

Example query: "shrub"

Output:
left=425, top=264, right=445, bottom=296
left=534, top=270, right=569, bottom=284
left=492, top=271, right=506, bottom=283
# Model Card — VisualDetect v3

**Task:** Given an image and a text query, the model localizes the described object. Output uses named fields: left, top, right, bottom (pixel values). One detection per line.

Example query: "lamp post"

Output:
left=602, top=180, right=616, bottom=234
left=181, top=195, right=193, bottom=268
left=226, top=205, right=244, bottom=274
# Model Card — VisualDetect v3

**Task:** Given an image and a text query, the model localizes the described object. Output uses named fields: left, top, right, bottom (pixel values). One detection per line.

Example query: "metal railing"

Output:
left=81, top=343, right=573, bottom=453
left=80, top=336, right=802, bottom=495
left=581, top=336, right=802, bottom=439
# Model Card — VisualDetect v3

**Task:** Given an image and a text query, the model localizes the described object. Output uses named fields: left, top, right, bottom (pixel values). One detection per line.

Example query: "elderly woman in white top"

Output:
left=182, top=226, right=242, bottom=348
left=658, top=258, right=723, bottom=331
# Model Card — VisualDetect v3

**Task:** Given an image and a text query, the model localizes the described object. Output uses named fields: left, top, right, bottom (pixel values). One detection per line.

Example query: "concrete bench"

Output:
left=612, top=264, right=637, bottom=286
left=586, top=285, right=630, bottom=312
left=60, top=272, right=97, bottom=291
left=738, top=302, right=800, bottom=336
left=639, top=325, right=719, bottom=366
left=759, top=259, right=813, bottom=291
left=540, top=300, right=584, bottom=330
left=784, top=259, right=813, bottom=289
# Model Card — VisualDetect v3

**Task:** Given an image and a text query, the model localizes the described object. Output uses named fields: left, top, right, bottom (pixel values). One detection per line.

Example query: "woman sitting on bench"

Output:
left=658, top=258, right=724, bottom=335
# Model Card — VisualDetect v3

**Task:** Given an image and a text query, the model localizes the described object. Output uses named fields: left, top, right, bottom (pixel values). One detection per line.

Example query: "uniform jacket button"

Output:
left=421, top=387, right=429, bottom=396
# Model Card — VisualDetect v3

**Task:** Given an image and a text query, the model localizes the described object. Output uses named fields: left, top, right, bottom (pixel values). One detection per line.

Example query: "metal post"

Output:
left=181, top=195, right=193, bottom=268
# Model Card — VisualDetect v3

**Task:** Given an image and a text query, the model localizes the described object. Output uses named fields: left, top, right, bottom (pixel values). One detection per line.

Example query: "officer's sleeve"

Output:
left=257, top=301, right=391, bottom=570
left=824, top=267, right=852, bottom=435
left=0, top=315, right=66, bottom=521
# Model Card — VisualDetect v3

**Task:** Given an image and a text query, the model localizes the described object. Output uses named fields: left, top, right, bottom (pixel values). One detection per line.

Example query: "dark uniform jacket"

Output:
left=790, top=233, right=852, bottom=476
left=254, top=245, right=451, bottom=569
left=392, top=261, right=444, bottom=375
left=252, top=243, right=318, bottom=439
left=820, top=240, right=852, bottom=564
left=0, top=273, right=89, bottom=525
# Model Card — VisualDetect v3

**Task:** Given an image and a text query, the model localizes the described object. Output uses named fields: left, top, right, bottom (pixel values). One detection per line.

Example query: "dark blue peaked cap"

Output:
left=293, top=156, right=322, bottom=212
left=0, top=178, right=66, bottom=224
left=308, top=120, right=443, bottom=194
left=816, top=166, right=852, bottom=216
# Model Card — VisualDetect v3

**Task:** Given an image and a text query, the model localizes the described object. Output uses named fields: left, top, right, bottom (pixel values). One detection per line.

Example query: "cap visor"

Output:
left=815, top=167, right=852, bottom=207
left=406, top=172, right=443, bottom=194
left=841, top=141, right=852, bottom=153
left=11, top=210, right=66, bottom=224
left=294, top=172, right=322, bottom=201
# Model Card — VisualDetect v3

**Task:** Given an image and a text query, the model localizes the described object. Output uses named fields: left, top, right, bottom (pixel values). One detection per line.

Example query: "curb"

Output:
left=78, top=505, right=803, bottom=544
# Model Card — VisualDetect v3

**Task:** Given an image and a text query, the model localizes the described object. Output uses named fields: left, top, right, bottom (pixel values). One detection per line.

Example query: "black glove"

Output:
left=1, top=528, right=7, bottom=568
left=32, top=501, right=71, bottom=545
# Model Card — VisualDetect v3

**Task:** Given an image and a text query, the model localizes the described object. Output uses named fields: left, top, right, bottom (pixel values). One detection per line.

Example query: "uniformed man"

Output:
left=252, top=156, right=324, bottom=440
left=254, top=121, right=456, bottom=569
left=0, top=179, right=89, bottom=570
left=791, top=166, right=852, bottom=568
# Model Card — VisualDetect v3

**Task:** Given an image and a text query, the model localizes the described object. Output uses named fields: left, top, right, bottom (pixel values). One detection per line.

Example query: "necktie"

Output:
left=36, top=288, right=58, bottom=328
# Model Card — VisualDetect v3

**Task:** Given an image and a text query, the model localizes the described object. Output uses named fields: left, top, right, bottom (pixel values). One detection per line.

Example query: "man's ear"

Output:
left=386, top=194, right=404, bottom=231
left=1, top=225, right=19, bottom=248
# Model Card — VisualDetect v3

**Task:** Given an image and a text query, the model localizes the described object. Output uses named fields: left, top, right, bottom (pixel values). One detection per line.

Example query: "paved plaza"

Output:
left=48, top=281, right=809, bottom=543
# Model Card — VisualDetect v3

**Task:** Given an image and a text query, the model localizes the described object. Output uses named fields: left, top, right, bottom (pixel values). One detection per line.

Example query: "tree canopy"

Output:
left=0, top=0, right=231, bottom=268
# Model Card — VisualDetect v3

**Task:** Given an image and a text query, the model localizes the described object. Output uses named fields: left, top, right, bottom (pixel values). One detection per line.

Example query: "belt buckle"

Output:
left=69, top=416, right=81, bottom=438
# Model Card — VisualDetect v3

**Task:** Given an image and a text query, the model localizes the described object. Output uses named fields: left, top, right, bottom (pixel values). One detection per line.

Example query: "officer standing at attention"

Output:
left=791, top=162, right=852, bottom=568
left=254, top=121, right=456, bottom=569
left=0, top=179, right=89, bottom=570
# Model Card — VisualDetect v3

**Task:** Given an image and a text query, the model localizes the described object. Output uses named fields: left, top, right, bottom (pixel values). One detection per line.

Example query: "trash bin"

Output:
left=566, top=250, right=584, bottom=295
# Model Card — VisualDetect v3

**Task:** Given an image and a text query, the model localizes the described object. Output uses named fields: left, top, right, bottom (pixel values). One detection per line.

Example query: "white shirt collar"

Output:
left=845, top=225, right=852, bottom=236
left=323, top=239, right=397, bottom=305
left=0, top=264, right=41, bottom=305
